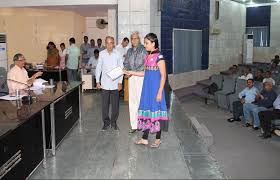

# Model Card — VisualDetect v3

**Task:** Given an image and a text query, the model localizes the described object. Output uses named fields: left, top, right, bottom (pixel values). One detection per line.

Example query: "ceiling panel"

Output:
left=26, top=5, right=117, bottom=17
left=231, top=0, right=280, bottom=5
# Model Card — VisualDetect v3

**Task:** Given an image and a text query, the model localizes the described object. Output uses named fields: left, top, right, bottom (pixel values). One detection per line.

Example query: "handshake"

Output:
left=123, top=69, right=133, bottom=78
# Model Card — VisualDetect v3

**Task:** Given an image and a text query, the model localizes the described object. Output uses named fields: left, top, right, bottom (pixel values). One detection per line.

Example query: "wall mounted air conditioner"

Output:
left=0, top=33, right=8, bottom=70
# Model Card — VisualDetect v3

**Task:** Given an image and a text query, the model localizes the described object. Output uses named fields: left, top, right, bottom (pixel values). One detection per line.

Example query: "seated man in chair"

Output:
left=227, top=79, right=258, bottom=123
left=243, top=80, right=277, bottom=130
left=258, top=95, right=280, bottom=139
left=7, top=53, right=42, bottom=95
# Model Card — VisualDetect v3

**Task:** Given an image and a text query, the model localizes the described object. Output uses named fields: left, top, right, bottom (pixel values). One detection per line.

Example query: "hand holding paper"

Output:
left=106, top=66, right=124, bottom=81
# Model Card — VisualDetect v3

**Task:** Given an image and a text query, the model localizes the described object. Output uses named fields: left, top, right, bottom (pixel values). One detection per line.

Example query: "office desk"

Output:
left=0, top=81, right=82, bottom=179
left=27, top=68, right=68, bottom=81
left=0, top=100, right=49, bottom=179
left=34, top=81, right=82, bottom=155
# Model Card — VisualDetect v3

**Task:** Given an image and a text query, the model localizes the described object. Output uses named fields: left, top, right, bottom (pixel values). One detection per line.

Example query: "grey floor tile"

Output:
left=30, top=92, right=222, bottom=179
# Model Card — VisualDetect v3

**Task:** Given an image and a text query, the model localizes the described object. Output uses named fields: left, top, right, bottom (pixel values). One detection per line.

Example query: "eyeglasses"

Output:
left=18, top=58, right=26, bottom=61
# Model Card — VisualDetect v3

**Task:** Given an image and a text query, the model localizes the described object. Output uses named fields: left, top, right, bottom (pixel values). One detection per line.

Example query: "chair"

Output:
left=272, top=74, right=280, bottom=85
left=214, top=76, right=236, bottom=109
left=254, top=81, right=263, bottom=92
left=228, top=79, right=247, bottom=112
left=0, top=67, right=8, bottom=96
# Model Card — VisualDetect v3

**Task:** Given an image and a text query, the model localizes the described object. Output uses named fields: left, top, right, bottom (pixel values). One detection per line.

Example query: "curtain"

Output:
left=246, top=26, right=269, bottom=47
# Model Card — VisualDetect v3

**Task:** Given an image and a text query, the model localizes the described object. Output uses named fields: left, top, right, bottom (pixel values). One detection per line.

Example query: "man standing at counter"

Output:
left=96, top=36, right=123, bottom=131
left=80, top=36, right=91, bottom=65
left=7, top=53, right=42, bottom=94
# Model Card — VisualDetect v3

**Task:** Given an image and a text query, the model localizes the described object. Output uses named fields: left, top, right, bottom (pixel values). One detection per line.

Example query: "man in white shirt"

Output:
left=86, top=49, right=99, bottom=88
left=115, top=37, right=129, bottom=63
left=238, top=66, right=253, bottom=80
left=96, top=36, right=123, bottom=131
left=80, top=36, right=91, bottom=65
left=87, top=39, right=97, bottom=59
left=7, top=53, right=42, bottom=94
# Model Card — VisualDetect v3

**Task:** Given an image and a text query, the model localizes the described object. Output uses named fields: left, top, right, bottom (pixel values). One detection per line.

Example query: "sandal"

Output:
left=135, top=139, right=148, bottom=145
left=151, top=140, right=161, bottom=148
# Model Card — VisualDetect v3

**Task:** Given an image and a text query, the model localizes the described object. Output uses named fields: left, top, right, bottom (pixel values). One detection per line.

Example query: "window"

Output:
left=246, top=26, right=269, bottom=47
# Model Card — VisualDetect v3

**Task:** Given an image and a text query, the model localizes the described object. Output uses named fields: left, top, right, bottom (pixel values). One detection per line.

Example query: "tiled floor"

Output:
left=179, top=95, right=280, bottom=179
left=30, top=91, right=224, bottom=179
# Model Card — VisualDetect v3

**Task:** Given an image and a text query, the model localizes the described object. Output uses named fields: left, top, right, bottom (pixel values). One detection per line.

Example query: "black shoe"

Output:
left=112, top=125, right=119, bottom=131
left=245, top=123, right=252, bottom=127
left=253, top=127, right=259, bottom=130
left=235, top=118, right=241, bottom=122
left=227, top=118, right=235, bottom=122
left=101, top=125, right=110, bottom=131
left=129, top=129, right=137, bottom=134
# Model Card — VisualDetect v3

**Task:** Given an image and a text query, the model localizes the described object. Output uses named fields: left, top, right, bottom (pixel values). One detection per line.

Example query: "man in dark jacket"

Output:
left=243, top=80, right=277, bottom=130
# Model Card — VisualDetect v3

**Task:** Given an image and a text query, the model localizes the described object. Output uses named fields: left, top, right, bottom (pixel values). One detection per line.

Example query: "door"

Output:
left=173, top=29, right=202, bottom=74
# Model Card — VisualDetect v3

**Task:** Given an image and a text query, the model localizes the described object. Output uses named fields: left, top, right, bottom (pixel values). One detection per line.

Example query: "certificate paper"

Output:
left=106, top=66, right=123, bottom=80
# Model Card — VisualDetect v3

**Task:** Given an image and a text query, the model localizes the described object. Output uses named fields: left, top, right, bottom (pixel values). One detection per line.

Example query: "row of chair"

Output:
left=204, top=74, right=274, bottom=112
left=201, top=72, right=280, bottom=132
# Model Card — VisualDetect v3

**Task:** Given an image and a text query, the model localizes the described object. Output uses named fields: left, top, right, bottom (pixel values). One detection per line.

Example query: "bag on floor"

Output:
left=207, top=82, right=218, bottom=95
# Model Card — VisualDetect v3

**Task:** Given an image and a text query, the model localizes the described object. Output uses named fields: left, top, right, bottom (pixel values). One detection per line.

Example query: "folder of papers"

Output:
left=106, top=66, right=123, bottom=81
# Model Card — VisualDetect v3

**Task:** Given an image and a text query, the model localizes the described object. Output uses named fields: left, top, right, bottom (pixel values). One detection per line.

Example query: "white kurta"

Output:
left=128, top=75, right=144, bottom=129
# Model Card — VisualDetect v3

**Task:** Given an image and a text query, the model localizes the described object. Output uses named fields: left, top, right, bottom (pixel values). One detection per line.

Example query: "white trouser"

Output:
left=128, top=76, right=144, bottom=129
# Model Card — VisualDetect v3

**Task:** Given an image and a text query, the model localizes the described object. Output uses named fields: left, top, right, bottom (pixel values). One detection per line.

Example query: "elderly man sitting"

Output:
left=7, top=53, right=42, bottom=95
left=243, top=80, right=277, bottom=130
left=258, top=95, right=280, bottom=139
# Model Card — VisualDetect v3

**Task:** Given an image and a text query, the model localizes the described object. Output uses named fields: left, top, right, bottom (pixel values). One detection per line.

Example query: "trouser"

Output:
left=259, top=109, right=280, bottom=135
left=102, top=89, right=120, bottom=127
left=243, top=103, right=267, bottom=127
left=128, top=76, right=144, bottom=129
left=232, top=101, right=243, bottom=119
left=67, top=69, right=78, bottom=81
left=142, top=129, right=161, bottom=140
left=92, top=75, right=96, bottom=88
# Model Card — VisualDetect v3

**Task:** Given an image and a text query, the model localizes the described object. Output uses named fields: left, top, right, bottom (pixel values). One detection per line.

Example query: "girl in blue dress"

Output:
left=124, top=33, right=168, bottom=148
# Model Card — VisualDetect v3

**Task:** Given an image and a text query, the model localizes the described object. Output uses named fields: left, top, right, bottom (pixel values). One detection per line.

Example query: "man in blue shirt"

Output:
left=258, top=95, right=280, bottom=139
left=96, top=36, right=123, bottom=131
left=243, top=81, right=277, bottom=130
left=228, top=79, right=258, bottom=122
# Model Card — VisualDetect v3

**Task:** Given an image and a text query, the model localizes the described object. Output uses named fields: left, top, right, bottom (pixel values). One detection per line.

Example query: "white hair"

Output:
left=130, top=31, right=140, bottom=39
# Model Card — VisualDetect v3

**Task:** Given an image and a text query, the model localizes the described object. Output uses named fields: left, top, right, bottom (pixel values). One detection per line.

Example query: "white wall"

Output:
left=253, top=4, right=280, bottom=62
left=209, top=0, right=246, bottom=70
left=85, top=17, right=108, bottom=43
left=0, top=0, right=117, bottom=7
left=169, top=0, right=246, bottom=90
left=150, top=0, right=161, bottom=46
left=270, top=4, right=280, bottom=48
left=117, top=0, right=151, bottom=45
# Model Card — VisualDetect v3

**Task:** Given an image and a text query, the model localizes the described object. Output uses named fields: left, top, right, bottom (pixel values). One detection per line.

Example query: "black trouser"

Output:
left=142, top=130, right=161, bottom=140
left=102, top=89, right=119, bottom=127
left=259, top=109, right=280, bottom=135
left=232, top=101, right=243, bottom=119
